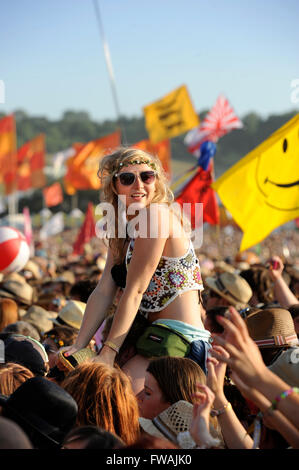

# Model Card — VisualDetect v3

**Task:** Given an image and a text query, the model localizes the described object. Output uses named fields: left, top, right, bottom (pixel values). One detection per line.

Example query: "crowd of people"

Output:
left=0, top=147, right=299, bottom=451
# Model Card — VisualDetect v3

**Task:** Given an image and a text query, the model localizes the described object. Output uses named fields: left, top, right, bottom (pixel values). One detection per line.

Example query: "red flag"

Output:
left=176, top=163, right=219, bottom=226
left=17, top=134, right=46, bottom=191
left=73, top=203, right=96, bottom=255
left=0, top=115, right=17, bottom=194
left=43, top=182, right=63, bottom=207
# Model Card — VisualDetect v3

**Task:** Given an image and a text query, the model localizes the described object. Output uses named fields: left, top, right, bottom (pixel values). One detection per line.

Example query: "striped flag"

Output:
left=185, top=95, right=243, bottom=155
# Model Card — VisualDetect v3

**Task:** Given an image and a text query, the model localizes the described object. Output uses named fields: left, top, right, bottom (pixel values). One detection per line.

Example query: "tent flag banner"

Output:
left=43, top=182, right=63, bottom=208
left=132, top=139, right=171, bottom=179
left=64, top=130, right=121, bottom=194
left=17, top=134, right=46, bottom=191
left=73, top=202, right=96, bottom=255
left=184, top=95, right=243, bottom=156
left=212, top=114, right=299, bottom=251
left=40, top=212, right=64, bottom=240
left=0, top=115, right=17, bottom=193
left=143, top=85, right=199, bottom=144
left=175, top=161, right=219, bottom=226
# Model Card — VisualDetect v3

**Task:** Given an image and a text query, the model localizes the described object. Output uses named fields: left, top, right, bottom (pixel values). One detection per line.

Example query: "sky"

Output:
left=1, top=0, right=299, bottom=122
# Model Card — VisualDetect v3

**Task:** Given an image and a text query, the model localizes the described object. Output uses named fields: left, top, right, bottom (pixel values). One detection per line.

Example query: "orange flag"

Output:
left=17, top=134, right=46, bottom=191
left=64, top=130, right=121, bottom=194
left=132, top=139, right=172, bottom=180
left=43, top=182, right=63, bottom=207
left=0, top=115, right=17, bottom=194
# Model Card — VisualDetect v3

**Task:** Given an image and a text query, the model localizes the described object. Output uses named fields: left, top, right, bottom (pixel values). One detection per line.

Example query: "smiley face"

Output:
left=255, top=117, right=299, bottom=211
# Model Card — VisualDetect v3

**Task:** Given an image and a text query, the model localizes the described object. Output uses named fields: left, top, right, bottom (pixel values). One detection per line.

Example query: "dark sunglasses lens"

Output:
left=119, top=173, right=135, bottom=185
left=140, top=171, right=156, bottom=184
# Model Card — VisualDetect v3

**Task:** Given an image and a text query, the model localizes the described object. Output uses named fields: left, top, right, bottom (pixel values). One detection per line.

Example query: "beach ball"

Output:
left=0, top=226, right=30, bottom=273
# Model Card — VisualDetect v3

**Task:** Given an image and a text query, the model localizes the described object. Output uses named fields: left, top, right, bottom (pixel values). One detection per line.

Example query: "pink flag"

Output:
left=184, top=95, right=243, bottom=154
left=23, top=206, right=34, bottom=255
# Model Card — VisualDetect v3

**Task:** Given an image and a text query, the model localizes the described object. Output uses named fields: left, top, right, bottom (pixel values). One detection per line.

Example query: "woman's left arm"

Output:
left=95, top=207, right=168, bottom=365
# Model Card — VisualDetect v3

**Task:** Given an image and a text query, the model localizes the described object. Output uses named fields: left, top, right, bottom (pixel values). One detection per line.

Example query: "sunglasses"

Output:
left=114, top=170, right=156, bottom=186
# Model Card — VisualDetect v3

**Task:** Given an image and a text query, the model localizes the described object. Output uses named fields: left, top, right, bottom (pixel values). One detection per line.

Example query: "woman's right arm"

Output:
left=64, top=248, right=117, bottom=354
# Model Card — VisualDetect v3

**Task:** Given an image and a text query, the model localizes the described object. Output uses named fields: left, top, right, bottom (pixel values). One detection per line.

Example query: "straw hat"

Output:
left=52, top=300, right=86, bottom=330
left=22, top=305, right=54, bottom=335
left=214, top=261, right=235, bottom=274
left=268, top=347, right=299, bottom=387
left=246, top=308, right=299, bottom=349
left=205, top=272, right=252, bottom=308
left=22, top=260, right=41, bottom=280
left=139, top=401, right=194, bottom=447
left=0, top=280, right=34, bottom=306
left=3, top=272, right=27, bottom=284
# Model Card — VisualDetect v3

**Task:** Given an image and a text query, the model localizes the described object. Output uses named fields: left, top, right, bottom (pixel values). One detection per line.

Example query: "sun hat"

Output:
left=22, top=305, right=54, bottom=335
left=0, top=376, right=78, bottom=449
left=3, top=272, right=27, bottom=284
left=139, top=400, right=194, bottom=446
left=52, top=300, right=86, bottom=330
left=246, top=308, right=299, bottom=349
left=268, top=347, right=299, bottom=387
left=205, top=272, right=253, bottom=308
left=22, top=260, right=41, bottom=280
left=0, top=280, right=34, bottom=306
left=213, top=261, right=236, bottom=274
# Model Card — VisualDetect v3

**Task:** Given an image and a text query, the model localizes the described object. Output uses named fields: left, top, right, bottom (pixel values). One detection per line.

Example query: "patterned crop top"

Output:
left=125, top=238, right=204, bottom=313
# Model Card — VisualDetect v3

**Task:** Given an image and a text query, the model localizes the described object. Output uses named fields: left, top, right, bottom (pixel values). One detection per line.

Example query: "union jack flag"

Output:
left=184, top=95, right=243, bottom=155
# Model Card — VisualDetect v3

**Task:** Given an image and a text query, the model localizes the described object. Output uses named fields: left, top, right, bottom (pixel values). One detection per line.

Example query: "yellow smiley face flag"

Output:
left=143, top=85, right=199, bottom=144
left=212, top=114, right=299, bottom=251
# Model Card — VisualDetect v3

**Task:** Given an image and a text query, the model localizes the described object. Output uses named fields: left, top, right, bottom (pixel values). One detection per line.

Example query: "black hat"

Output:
left=2, top=334, right=48, bottom=376
left=0, top=376, right=78, bottom=449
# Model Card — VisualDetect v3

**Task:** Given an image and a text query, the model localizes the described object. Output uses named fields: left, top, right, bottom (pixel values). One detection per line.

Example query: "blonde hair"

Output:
left=61, top=362, right=140, bottom=445
left=98, top=147, right=174, bottom=264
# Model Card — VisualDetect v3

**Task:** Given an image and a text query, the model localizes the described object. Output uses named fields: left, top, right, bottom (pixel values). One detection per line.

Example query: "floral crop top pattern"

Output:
left=125, top=239, right=204, bottom=313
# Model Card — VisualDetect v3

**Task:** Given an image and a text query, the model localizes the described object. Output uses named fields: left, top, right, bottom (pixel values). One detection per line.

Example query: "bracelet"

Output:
left=103, top=340, right=120, bottom=354
left=270, top=387, right=299, bottom=411
left=210, top=402, right=232, bottom=417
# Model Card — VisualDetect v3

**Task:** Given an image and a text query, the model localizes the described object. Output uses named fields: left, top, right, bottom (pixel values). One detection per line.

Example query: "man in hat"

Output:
left=246, top=308, right=299, bottom=387
left=204, top=272, right=253, bottom=311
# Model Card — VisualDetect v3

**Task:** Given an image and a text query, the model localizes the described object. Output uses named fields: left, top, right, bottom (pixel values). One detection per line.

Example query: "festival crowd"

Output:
left=0, top=148, right=299, bottom=451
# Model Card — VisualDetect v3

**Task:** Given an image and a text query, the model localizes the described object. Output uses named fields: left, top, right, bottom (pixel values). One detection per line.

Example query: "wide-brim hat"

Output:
left=52, top=300, right=86, bottom=330
left=139, top=401, right=194, bottom=446
left=22, top=260, right=41, bottom=280
left=0, top=280, right=34, bottom=306
left=0, top=376, right=78, bottom=448
left=3, top=335, right=48, bottom=376
left=22, top=305, right=55, bottom=335
left=205, top=272, right=252, bottom=308
left=246, top=308, right=299, bottom=349
left=268, top=347, right=299, bottom=387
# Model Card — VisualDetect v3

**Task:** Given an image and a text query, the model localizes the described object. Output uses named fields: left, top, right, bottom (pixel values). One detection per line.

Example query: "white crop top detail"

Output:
left=125, top=239, right=204, bottom=312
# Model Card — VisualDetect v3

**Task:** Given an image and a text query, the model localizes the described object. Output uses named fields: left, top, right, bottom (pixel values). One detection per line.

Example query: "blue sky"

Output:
left=1, top=0, right=299, bottom=122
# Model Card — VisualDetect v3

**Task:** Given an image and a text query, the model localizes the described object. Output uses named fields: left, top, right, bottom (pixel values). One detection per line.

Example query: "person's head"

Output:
left=204, top=306, right=230, bottom=333
left=0, top=376, right=78, bottom=449
left=69, top=280, right=98, bottom=303
left=245, top=307, right=299, bottom=365
left=239, top=266, right=274, bottom=306
left=98, top=147, right=173, bottom=263
left=62, top=425, right=125, bottom=449
left=289, top=304, right=299, bottom=336
left=138, top=356, right=206, bottom=419
left=124, top=434, right=179, bottom=449
left=2, top=320, right=41, bottom=341
left=41, top=326, right=78, bottom=369
left=0, top=298, right=19, bottom=332
left=0, top=417, right=33, bottom=449
left=0, top=333, right=49, bottom=377
left=0, top=362, right=34, bottom=395
left=52, top=300, right=86, bottom=331
left=61, top=362, right=140, bottom=445
left=22, top=305, right=54, bottom=337
left=204, top=272, right=252, bottom=310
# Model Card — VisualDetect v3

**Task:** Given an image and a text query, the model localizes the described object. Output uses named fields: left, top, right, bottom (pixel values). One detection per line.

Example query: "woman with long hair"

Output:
left=61, top=147, right=210, bottom=392
left=61, top=362, right=140, bottom=445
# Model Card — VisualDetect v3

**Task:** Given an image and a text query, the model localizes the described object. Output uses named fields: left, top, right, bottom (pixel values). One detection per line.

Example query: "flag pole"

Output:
left=92, top=0, right=127, bottom=145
